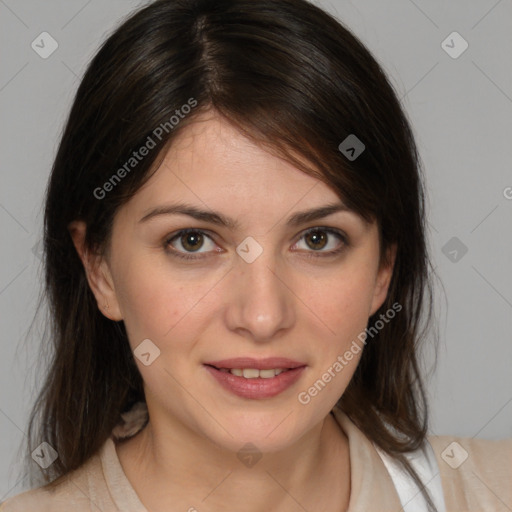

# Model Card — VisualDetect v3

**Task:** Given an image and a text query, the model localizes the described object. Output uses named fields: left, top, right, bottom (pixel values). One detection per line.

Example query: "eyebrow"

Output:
left=138, top=201, right=351, bottom=229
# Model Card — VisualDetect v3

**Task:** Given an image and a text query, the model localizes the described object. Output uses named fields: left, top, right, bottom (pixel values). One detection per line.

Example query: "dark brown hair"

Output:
left=26, top=0, right=437, bottom=509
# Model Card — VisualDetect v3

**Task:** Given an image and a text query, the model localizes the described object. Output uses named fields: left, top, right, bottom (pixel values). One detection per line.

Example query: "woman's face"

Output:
left=86, top=110, right=394, bottom=453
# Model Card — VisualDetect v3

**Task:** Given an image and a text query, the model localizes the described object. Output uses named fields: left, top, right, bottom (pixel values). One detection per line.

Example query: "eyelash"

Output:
left=164, top=227, right=349, bottom=262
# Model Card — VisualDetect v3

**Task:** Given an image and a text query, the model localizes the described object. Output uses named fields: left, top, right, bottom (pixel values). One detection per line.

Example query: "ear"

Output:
left=369, top=243, right=397, bottom=316
left=68, top=220, right=123, bottom=321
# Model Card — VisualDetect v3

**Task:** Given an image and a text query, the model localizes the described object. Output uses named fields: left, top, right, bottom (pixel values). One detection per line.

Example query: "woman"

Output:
left=2, top=0, right=511, bottom=511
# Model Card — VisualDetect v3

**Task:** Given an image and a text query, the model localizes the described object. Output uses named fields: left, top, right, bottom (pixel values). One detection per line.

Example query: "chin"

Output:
left=197, top=409, right=311, bottom=455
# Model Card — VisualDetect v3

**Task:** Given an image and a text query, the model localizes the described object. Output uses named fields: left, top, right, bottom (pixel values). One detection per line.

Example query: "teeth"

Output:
left=225, top=368, right=286, bottom=378
left=259, top=369, right=277, bottom=379
left=243, top=368, right=260, bottom=379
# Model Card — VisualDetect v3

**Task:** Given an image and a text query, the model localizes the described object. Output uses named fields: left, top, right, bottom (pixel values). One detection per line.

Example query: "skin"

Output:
left=69, top=110, right=396, bottom=512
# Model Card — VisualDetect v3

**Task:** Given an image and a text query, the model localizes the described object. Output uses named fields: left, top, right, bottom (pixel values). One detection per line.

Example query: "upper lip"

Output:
left=204, top=357, right=306, bottom=370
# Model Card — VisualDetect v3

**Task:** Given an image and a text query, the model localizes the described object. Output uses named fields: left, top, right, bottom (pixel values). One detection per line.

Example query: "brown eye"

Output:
left=292, top=227, right=348, bottom=258
left=180, top=231, right=204, bottom=252
left=166, top=229, right=217, bottom=257
left=304, top=230, right=328, bottom=250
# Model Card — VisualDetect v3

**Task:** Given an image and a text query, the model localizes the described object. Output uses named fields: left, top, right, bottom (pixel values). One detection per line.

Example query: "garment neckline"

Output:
left=100, top=437, right=149, bottom=511
left=99, top=402, right=402, bottom=511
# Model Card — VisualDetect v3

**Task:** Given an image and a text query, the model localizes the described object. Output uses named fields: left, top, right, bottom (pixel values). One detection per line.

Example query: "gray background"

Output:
left=1, top=0, right=511, bottom=499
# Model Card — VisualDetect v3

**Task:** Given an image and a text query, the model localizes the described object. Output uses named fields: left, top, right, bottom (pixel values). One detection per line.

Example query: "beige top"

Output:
left=2, top=404, right=511, bottom=511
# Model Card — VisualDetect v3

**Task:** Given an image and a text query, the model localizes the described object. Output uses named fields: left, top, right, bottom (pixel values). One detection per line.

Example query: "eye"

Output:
left=292, top=227, right=348, bottom=257
left=164, top=226, right=348, bottom=262
left=165, top=229, right=218, bottom=260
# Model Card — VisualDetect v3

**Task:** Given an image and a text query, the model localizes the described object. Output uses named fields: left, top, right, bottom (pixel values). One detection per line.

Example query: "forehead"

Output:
left=121, top=111, right=343, bottom=222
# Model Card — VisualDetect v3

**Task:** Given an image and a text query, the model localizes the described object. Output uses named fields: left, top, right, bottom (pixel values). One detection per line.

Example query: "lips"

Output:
left=204, top=357, right=306, bottom=370
left=203, top=357, right=307, bottom=399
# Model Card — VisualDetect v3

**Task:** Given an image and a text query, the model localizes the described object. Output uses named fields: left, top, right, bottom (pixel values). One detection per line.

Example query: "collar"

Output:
left=101, top=402, right=402, bottom=511
left=331, top=405, right=403, bottom=511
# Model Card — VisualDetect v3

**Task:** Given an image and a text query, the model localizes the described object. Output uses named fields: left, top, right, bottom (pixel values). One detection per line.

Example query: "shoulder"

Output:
left=428, top=433, right=512, bottom=511
left=0, top=442, right=115, bottom=512
left=1, top=405, right=149, bottom=512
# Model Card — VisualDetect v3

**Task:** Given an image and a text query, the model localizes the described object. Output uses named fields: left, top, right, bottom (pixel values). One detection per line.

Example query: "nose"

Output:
left=224, top=245, right=296, bottom=343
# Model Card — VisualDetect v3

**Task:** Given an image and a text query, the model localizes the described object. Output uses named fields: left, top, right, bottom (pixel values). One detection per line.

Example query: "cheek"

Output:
left=295, top=269, right=376, bottom=405
left=113, top=257, right=218, bottom=347
left=302, top=265, right=377, bottom=340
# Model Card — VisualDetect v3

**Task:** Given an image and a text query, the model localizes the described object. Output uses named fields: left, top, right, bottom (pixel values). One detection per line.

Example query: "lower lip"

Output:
left=204, top=365, right=306, bottom=399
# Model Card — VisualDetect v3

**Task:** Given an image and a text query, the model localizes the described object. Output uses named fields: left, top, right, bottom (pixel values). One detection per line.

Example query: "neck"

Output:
left=116, top=409, right=351, bottom=512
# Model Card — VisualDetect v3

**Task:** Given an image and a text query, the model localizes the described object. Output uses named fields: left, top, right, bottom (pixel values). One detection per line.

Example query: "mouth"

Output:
left=203, top=358, right=306, bottom=399
left=204, top=357, right=305, bottom=371
left=211, top=367, right=291, bottom=378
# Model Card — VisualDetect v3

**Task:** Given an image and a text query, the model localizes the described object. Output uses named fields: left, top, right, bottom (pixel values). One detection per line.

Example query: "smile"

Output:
left=217, top=368, right=288, bottom=378
left=203, top=358, right=306, bottom=399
